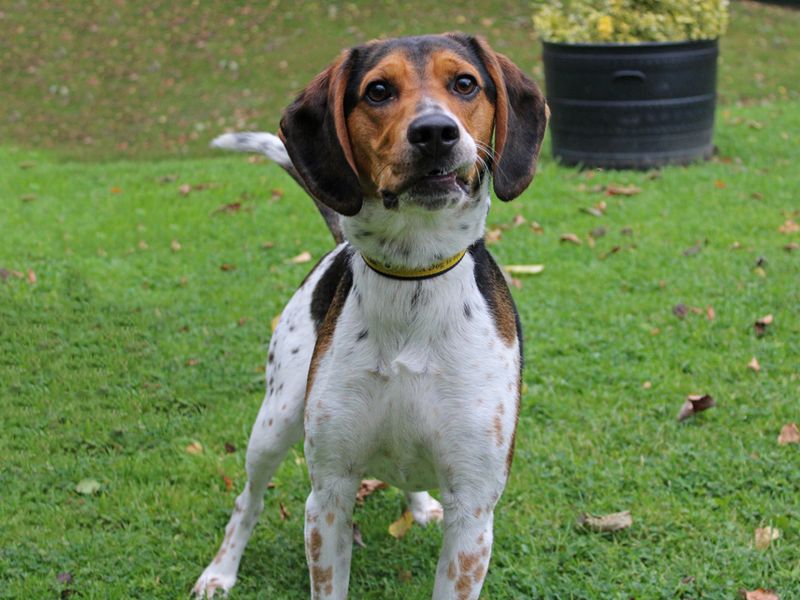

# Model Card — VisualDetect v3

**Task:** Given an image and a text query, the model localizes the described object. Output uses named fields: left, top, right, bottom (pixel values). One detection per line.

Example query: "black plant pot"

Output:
left=543, top=39, right=719, bottom=169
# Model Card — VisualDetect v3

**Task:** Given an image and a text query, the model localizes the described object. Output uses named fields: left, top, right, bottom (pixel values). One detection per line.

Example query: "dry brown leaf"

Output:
left=110, top=186, right=122, bottom=194
left=388, top=510, right=414, bottom=539
left=178, top=183, right=192, bottom=196
left=677, top=394, right=716, bottom=422
left=560, top=233, right=582, bottom=245
left=747, top=357, right=761, bottom=372
left=778, top=219, right=799, bottom=234
left=27, top=270, right=37, bottom=284
left=220, top=263, right=236, bottom=271
left=673, top=303, right=689, bottom=319
left=222, top=474, right=233, bottom=492
left=577, top=510, right=632, bottom=532
left=590, top=227, right=606, bottom=239
left=212, top=202, right=244, bottom=214
left=683, top=241, right=704, bottom=257
left=224, top=442, right=236, bottom=454
left=754, top=314, right=773, bottom=337
left=706, top=305, right=715, bottom=320
left=356, top=479, right=388, bottom=504
left=605, top=184, right=641, bottom=196
left=289, top=251, right=312, bottom=264
left=777, top=423, right=799, bottom=445
left=185, top=441, right=203, bottom=455
left=512, top=214, right=526, bottom=227
left=714, top=180, right=727, bottom=189
left=185, top=358, right=200, bottom=367
left=754, top=526, right=780, bottom=550
left=504, top=264, right=545, bottom=276
left=485, top=228, right=503, bottom=244
left=138, top=240, right=149, bottom=250
left=784, top=242, right=800, bottom=252
left=170, top=239, right=182, bottom=252
left=642, top=381, right=652, bottom=389
left=530, top=221, right=544, bottom=234
left=279, top=502, right=290, bottom=521
left=739, top=588, right=780, bottom=600
left=271, top=313, right=281, bottom=332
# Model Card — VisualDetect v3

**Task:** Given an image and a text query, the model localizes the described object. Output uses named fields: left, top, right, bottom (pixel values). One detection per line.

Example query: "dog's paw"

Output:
left=409, top=493, right=444, bottom=526
left=192, top=569, right=236, bottom=598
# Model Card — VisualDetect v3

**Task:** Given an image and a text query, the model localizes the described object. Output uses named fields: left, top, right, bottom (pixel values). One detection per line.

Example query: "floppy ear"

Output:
left=470, top=37, right=548, bottom=201
left=279, top=51, right=363, bottom=216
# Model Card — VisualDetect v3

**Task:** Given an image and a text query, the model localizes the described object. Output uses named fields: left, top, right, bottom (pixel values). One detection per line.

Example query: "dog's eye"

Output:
left=365, top=81, right=393, bottom=104
left=453, top=75, right=478, bottom=97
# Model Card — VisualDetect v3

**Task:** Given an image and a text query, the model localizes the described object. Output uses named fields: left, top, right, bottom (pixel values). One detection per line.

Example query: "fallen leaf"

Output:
left=577, top=510, right=632, bottom=532
left=261, top=241, right=275, bottom=250
left=751, top=192, right=764, bottom=201
left=212, top=202, right=249, bottom=215
left=271, top=188, right=285, bottom=200
left=222, top=474, right=233, bottom=492
left=138, top=240, right=148, bottom=250
left=580, top=206, right=604, bottom=217
left=220, top=263, right=236, bottom=271
left=27, top=270, right=37, bottom=284
left=279, top=502, right=290, bottom=520
left=398, top=569, right=413, bottom=583
left=485, top=228, right=503, bottom=244
left=178, top=183, right=192, bottom=196
left=271, top=313, right=281, bottom=332
left=599, top=245, right=621, bottom=260
left=747, top=357, right=761, bottom=372
left=504, top=264, right=545, bottom=276
left=754, top=314, right=773, bottom=337
left=75, top=478, right=102, bottom=495
left=110, top=186, right=122, bottom=194
left=18, top=161, right=36, bottom=169
left=754, top=267, right=767, bottom=278
left=778, top=219, right=799, bottom=234
left=185, top=441, right=203, bottom=455
left=560, top=233, right=582, bottom=245
left=512, top=214, right=526, bottom=227
left=356, top=479, right=388, bottom=504
left=777, top=423, right=799, bottom=445
left=731, top=241, right=743, bottom=250
left=224, top=442, right=236, bottom=454
left=739, top=588, right=780, bottom=600
left=388, top=510, right=414, bottom=539
left=605, top=184, right=641, bottom=196
left=620, top=227, right=634, bottom=236
left=353, top=523, right=366, bottom=548
left=170, top=239, right=181, bottom=252
left=706, top=305, right=715, bottom=320
left=289, top=251, right=312, bottom=264
left=642, top=381, right=652, bottom=389
left=673, top=303, right=689, bottom=319
left=589, top=227, right=606, bottom=239
left=185, top=358, right=200, bottom=366
left=784, top=242, right=799, bottom=252
left=509, top=277, right=522, bottom=289
left=714, top=180, right=727, bottom=189
left=754, top=526, right=780, bottom=550
left=530, top=221, right=544, bottom=234
left=677, top=394, right=716, bottom=422
left=683, top=241, right=705, bottom=257
left=20, top=193, right=37, bottom=202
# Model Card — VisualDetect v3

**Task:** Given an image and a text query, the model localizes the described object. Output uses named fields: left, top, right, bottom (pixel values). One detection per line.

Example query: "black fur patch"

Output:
left=310, top=246, right=354, bottom=333
left=469, top=240, right=523, bottom=370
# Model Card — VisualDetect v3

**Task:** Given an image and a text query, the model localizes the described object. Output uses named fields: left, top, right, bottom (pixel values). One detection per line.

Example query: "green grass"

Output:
left=1, top=1, right=799, bottom=161
left=2, top=2, right=800, bottom=599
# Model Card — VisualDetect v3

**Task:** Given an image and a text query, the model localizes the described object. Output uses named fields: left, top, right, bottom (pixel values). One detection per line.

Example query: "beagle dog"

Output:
left=194, top=33, right=547, bottom=599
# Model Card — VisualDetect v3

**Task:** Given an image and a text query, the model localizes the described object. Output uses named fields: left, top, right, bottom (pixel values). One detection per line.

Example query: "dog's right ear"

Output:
left=279, top=50, right=363, bottom=216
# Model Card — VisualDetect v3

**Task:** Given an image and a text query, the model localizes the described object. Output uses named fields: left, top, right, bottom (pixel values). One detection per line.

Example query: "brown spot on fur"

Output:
left=213, top=548, right=226, bottom=564
left=477, top=533, right=484, bottom=545
left=326, top=512, right=334, bottom=525
left=474, top=507, right=482, bottom=518
left=473, top=564, right=485, bottom=583
left=456, top=573, right=472, bottom=596
left=458, top=551, right=479, bottom=574
left=310, top=528, right=323, bottom=563
left=268, top=418, right=273, bottom=427
left=447, top=560, right=457, bottom=580
left=493, top=414, right=503, bottom=447
left=505, top=367, right=522, bottom=475
left=311, top=565, right=333, bottom=595
left=325, top=583, right=333, bottom=596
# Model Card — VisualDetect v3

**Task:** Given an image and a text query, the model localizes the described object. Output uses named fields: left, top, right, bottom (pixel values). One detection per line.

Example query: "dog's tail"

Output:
left=211, top=132, right=344, bottom=244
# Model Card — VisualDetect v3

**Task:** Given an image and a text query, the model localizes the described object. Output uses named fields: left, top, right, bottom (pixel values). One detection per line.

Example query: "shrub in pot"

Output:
left=534, top=0, right=729, bottom=169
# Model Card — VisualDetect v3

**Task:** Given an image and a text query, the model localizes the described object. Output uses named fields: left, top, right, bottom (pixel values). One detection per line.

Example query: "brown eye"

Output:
left=365, top=81, right=393, bottom=104
left=453, top=75, right=478, bottom=96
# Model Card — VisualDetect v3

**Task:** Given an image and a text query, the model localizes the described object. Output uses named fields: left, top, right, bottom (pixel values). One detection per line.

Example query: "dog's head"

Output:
left=280, top=34, right=547, bottom=217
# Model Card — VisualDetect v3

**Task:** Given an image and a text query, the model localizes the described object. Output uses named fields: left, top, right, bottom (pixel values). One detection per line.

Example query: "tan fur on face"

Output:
left=346, top=48, right=496, bottom=196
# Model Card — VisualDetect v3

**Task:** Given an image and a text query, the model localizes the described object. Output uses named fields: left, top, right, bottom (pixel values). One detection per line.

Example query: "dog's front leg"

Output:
left=432, top=497, right=495, bottom=600
left=304, top=474, right=360, bottom=599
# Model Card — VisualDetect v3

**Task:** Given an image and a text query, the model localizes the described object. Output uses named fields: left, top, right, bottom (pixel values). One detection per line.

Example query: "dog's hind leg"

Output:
left=193, top=269, right=322, bottom=598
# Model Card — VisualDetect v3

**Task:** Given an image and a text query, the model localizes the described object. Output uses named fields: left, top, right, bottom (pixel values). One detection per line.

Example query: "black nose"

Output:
left=407, top=114, right=460, bottom=158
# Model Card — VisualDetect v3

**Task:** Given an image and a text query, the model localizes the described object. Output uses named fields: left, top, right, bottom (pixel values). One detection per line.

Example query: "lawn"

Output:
left=1, top=2, right=799, bottom=599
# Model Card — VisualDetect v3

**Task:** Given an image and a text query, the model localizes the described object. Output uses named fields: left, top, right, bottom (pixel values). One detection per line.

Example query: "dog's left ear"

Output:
left=467, top=36, right=548, bottom=201
left=279, top=50, right=363, bottom=216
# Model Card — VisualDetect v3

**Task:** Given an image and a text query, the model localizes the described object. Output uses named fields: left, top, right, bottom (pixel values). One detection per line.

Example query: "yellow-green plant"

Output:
left=533, top=0, right=729, bottom=43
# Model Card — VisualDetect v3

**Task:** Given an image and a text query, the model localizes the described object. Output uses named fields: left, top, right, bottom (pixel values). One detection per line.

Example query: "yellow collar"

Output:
left=361, top=249, right=467, bottom=280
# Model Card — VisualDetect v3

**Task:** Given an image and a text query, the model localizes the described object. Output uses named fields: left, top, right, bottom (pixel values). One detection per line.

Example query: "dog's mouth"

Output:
left=411, top=168, right=470, bottom=195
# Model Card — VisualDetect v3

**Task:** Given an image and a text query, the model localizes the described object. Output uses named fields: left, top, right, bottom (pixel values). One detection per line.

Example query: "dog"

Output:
left=194, top=33, right=547, bottom=599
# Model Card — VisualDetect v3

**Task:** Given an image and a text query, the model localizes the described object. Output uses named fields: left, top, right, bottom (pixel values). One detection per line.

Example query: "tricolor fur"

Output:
left=195, top=33, right=547, bottom=600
